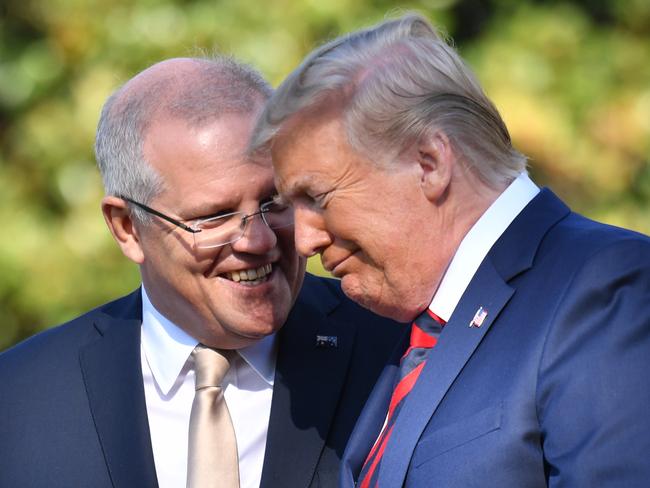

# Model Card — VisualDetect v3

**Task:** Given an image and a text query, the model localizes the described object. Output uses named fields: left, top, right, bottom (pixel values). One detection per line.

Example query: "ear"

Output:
left=101, top=196, right=145, bottom=264
left=417, top=131, right=455, bottom=203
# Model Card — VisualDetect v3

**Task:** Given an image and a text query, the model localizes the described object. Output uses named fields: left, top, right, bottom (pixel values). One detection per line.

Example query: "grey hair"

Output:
left=95, top=56, right=272, bottom=222
left=251, top=13, right=526, bottom=187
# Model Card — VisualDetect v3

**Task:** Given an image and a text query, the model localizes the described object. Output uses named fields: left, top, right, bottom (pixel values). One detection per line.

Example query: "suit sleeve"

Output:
left=537, top=237, right=650, bottom=487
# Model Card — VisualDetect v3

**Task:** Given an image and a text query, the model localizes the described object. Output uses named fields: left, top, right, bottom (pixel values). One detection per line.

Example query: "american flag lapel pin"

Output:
left=315, top=335, right=338, bottom=348
left=469, top=306, right=488, bottom=328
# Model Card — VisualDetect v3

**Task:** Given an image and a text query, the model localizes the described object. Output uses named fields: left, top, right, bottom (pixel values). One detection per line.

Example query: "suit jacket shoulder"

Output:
left=0, top=290, right=155, bottom=488
left=344, top=190, right=650, bottom=488
left=0, top=291, right=141, bottom=371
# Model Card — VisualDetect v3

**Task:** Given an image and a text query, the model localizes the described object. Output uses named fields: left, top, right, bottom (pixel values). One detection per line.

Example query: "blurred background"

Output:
left=1, top=0, right=649, bottom=350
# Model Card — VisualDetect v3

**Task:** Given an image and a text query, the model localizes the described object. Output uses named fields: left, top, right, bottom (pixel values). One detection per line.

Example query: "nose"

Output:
left=231, top=212, right=277, bottom=254
left=293, top=204, right=331, bottom=258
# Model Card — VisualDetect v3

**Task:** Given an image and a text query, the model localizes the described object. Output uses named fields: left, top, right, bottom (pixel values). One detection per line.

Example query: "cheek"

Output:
left=276, top=225, right=296, bottom=247
left=321, top=199, right=362, bottom=235
left=326, top=197, right=394, bottom=247
left=293, top=256, right=307, bottom=290
left=284, top=256, right=307, bottom=302
left=167, top=252, right=228, bottom=308
left=356, top=238, right=413, bottom=300
left=277, top=230, right=301, bottom=264
left=193, top=244, right=227, bottom=264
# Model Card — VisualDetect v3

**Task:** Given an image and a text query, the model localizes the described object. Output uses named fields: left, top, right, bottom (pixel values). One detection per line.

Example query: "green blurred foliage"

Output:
left=1, top=0, right=648, bottom=350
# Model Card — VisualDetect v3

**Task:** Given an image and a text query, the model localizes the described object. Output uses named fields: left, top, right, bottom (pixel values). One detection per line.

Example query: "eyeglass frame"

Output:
left=119, top=195, right=292, bottom=246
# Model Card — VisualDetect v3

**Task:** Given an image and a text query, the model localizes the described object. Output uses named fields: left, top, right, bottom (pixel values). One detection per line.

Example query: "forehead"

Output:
left=144, top=112, right=274, bottom=205
left=271, top=112, right=363, bottom=193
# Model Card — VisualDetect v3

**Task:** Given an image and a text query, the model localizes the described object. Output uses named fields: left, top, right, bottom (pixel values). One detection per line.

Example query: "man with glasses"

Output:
left=0, top=57, right=402, bottom=488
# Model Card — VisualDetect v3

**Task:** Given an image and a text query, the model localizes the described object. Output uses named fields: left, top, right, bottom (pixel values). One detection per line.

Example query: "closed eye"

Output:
left=192, top=209, right=241, bottom=230
left=311, top=190, right=332, bottom=208
left=194, top=208, right=237, bottom=221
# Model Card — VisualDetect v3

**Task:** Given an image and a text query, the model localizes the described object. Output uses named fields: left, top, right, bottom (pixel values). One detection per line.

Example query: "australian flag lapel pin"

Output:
left=316, top=335, right=338, bottom=348
left=469, top=306, right=488, bottom=328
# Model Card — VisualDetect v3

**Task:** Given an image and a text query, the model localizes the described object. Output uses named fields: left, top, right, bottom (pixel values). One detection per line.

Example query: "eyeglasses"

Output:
left=120, top=196, right=294, bottom=249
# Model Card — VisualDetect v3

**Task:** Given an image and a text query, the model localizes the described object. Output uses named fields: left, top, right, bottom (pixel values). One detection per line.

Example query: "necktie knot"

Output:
left=409, top=309, right=445, bottom=349
left=192, top=344, right=232, bottom=390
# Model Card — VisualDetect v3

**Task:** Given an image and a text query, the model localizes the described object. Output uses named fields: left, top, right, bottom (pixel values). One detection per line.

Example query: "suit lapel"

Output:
left=377, top=189, right=570, bottom=487
left=79, top=291, right=158, bottom=488
left=260, top=276, right=356, bottom=488
left=378, top=259, right=513, bottom=486
left=340, top=332, right=407, bottom=487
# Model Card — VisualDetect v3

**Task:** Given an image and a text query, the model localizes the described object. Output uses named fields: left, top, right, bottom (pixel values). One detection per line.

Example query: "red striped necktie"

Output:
left=357, top=308, right=446, bottom=488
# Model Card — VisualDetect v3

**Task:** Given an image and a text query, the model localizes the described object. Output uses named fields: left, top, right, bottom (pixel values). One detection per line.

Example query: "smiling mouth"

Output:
left=223, top=263, right=273, bottom=285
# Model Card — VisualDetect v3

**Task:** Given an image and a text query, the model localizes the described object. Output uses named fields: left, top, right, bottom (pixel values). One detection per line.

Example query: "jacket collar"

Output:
left=376, top=189, right=570, bottom=487
left=79, top=289, right=159, bottom=488
left=260, top=274, right=358, bottom=488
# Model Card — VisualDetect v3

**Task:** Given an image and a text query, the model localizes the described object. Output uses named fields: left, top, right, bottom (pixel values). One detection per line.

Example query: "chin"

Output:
left=382, top=294, right=432, bottom=322
left=372, top=302, right=417, bottom=322
left=212, top=324, right=278, bottom=350
left=341, top=278, right=420, bottom=322
left=238, top=329, right=274, bottom=342
left=242, top=311, right=288, bottom=337
left=341, top=285, right=394, bottom=319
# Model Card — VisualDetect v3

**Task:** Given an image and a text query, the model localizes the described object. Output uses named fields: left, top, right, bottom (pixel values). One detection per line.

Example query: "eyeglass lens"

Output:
left=194, top=205, right=293, bottom=249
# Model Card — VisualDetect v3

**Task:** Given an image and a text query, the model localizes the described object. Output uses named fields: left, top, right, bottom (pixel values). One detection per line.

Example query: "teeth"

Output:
left=227, top=264, right=273, bottom=282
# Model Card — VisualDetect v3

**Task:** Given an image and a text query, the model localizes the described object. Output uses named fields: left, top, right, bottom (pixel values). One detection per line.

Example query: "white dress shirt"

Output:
left=140, top=287, right=277, bottom=488
left=429, top=173, right=540, bottom=320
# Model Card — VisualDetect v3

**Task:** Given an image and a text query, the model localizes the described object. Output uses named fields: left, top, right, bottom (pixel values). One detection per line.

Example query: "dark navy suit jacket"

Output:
left=0, top=273, right=403, bottom=488
left=341, top=190, right=650, bottom=487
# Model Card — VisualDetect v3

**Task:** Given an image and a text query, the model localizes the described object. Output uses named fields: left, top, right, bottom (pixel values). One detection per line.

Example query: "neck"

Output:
left=432, top=171, right=505, bottom=288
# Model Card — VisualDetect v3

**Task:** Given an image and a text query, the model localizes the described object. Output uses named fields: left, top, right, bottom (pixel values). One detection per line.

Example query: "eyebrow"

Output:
left=178, top=204, right=231, bottom=221
left=181, top=187, right=280, bottom=220
left=278, top=174, right=318, bottom=199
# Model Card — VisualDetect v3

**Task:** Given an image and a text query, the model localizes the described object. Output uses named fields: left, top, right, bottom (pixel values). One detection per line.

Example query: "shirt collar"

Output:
left=429, top=173, right=540, bottom=322
left=140, top=287, right=277, bottom=395
left=238, top=335, right=277, bottom=386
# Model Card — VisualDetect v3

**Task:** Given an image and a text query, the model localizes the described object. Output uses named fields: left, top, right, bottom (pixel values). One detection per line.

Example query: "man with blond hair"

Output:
left=251, top=13, right=650, bottom=487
